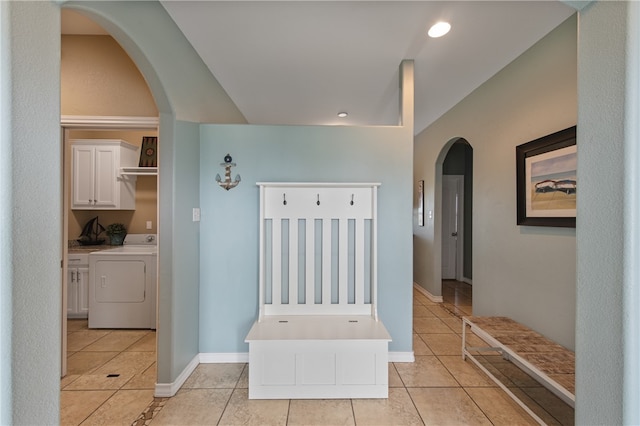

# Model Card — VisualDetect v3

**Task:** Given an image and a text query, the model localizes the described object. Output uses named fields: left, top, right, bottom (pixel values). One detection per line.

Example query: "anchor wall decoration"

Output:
left=215, top=154, right=241, bottom=191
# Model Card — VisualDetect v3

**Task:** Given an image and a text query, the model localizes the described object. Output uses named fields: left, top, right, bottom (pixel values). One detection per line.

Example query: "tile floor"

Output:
left=61, top=321, right=157, bottom=425
left=61, top=280, right=574, bottom=425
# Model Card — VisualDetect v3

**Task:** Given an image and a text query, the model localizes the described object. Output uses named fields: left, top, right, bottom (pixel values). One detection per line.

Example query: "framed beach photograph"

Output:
left=516, top=126, right=576, bottom=227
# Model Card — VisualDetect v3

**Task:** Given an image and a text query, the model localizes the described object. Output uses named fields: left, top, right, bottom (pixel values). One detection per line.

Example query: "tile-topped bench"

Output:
left=462, top=316, right=574, bottom=424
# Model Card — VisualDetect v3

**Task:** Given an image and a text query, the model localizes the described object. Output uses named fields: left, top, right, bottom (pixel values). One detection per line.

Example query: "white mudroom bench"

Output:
left=245, top=182, right=391, bottom=399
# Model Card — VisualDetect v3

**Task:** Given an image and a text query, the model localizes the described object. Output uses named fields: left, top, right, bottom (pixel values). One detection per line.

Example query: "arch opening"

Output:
left=436, top=138, right=473, bottom=314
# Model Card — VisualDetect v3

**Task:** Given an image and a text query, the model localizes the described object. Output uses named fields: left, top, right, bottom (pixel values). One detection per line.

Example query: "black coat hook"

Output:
left=316, top=194, right=320, bottom=206
left=350, top=194, right=354, bottom=206
left=283, top=193, right=287, bottom=205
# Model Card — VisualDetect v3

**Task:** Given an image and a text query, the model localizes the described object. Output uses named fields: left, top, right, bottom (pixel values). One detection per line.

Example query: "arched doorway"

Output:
left=59, top=8, right=164, bottom=422
left=437, top=138, right=473, bottom=315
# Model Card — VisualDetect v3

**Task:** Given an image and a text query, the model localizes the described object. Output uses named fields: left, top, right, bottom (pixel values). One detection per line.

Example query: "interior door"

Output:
left=442, top=175, right=464, bottom=280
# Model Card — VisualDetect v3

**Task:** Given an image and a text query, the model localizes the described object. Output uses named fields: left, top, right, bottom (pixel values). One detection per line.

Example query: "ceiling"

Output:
left=62, top=2, right=576, bottom=135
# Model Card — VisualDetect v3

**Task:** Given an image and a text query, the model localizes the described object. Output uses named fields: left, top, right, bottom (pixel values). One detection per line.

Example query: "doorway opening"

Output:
left=440, top=139, right=473, bottom=315
left=60, top=9, right=161, bottom=420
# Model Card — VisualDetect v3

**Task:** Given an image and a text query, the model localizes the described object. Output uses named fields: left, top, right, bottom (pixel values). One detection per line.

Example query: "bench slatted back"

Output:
left=258, top=183, right=380, bottom=320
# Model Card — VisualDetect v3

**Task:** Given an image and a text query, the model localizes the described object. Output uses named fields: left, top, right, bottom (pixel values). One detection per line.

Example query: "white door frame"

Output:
left=60, top=115, right=159, bottom=377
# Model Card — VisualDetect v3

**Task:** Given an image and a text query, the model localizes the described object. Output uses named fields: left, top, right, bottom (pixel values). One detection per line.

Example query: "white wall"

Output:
left=0, top=2, right=61, bottom=424
left=575, top=1, right=640, bottom=423
left=414, top=15, right=577, bottom=349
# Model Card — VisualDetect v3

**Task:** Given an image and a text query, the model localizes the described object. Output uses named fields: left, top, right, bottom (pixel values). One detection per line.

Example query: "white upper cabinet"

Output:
left=71, top=139, right=138, bottom=210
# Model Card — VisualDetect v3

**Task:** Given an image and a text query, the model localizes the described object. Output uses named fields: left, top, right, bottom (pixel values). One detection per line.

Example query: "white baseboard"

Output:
left=413, top=282, right=443, bottom=303
left=154, top=354, right=199, bottom=397
left=199, top=352, right=249, bottom=363
left=389, top=351, right=415, bottom=363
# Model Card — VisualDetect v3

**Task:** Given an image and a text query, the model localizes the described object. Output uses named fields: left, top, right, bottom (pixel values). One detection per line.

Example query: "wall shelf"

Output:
left=120, top=167, right=158, bottom=176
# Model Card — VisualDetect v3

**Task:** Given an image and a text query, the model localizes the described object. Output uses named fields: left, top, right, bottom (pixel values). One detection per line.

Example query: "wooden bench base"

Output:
left=245, top=316, right=390, bottom=399
left=462, top=316, right=574, bottom=425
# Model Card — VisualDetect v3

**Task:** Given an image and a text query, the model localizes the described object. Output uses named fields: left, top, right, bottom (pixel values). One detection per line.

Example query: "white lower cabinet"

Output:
left=68, top=254, right=89, bottom=318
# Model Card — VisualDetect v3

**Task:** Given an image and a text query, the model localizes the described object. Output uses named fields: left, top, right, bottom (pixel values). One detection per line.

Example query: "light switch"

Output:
left=146, top=221, right=152, bottom=230
left=428, top=210, right=433, bottom=220
left=193, top=208, right=201, bottom=222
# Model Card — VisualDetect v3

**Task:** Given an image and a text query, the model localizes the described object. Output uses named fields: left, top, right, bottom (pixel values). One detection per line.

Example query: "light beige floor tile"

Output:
left=81, top=389, right=154, bottom=426
left=438, top=355, right=495, bottom=387
left=66, top=351, right=119, bottom=376
left=413, top=334, right=434, bottom=356
left=441, top=316, right=463, bottom=334
left=465, top=331, right=491, bottom=348
left=152, top=388, right=232, bottom=425
left=419, top=333, right=462, bottom=355
left=67, top=319, right=89, bottom=332
left=67, top=330, right=111, bottom=352
left=457, top=304, right=473, bottom=315
left=218, top=388, right=289, bottom=426
left=427, top=304, right=456, bottom=319
left=61, top=374, right=80, bottom=389
left=60, top=390, right=114, bottom=426
left=183, top=363, right=245, bottom=389
left=394, top=355, right=458, bottom=387
left=236, top=364, right=249, bottom=389
left=466, top=387, right=539, bottom=426
left=83, top=330, right=149, bottom=352
left=408, top=387, right=492, bottom=425
left=388, top=363, right=404, bottom=388
left=413, top=317, right=453, bottom=334
left=288, top=399, right=354, bottom=426
left=93, top=351, right=156, bottom=378
left=122, top=362, right=156, bottom=390
left=125, top=332, right=156, bottom=352
left=412, top=304, right=435, bottom=318
left=413, top=293, right=432, bottom=305
left=64, top=371, right=135, bottom=390
left=352, top=387, right=422, bottom=426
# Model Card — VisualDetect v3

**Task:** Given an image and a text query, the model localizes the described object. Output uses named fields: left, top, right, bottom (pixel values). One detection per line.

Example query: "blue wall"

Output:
left=199, top=124, right=413, bottom=353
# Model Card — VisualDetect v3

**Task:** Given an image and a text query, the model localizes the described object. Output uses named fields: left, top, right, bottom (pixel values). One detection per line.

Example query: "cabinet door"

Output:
left=77, top=266, right=90, bottom=317
left=93, top=146, right=118, bottom=208
left=67, top=267, right=77, bottom=316
left=72, top=146, right=95, bottom=208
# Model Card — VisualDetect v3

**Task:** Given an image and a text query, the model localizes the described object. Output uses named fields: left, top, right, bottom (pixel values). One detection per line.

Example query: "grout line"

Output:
left=215, top=381, right=238, bottom=425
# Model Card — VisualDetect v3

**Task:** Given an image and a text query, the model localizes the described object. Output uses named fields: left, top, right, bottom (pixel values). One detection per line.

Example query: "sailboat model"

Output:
left=77, top=216, right=106, bottom=245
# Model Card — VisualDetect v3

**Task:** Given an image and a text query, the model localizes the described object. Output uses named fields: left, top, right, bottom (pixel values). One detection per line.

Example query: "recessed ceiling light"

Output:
left=337, top=112, right=348, bottom=118
left=428, top=21, right=451, bottom=38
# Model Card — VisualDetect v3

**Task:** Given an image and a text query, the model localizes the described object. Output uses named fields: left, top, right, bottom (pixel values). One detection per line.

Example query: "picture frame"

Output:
left=138, top=136, right=158, bottom=167
left=516, top=126, right=576, bottom=228
left=418, top=180, right=424, bottom=227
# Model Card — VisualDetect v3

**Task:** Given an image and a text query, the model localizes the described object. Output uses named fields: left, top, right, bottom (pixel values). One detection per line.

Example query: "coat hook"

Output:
left=316, top=194, right=321, bottom=206
left=283, top=193, right=287, bottom=205
left=350, top=194, right=354, bottom=206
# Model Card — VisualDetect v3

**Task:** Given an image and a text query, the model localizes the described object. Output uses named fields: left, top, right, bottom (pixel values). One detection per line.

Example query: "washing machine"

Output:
left=88, top=234, right=157, bottom=329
